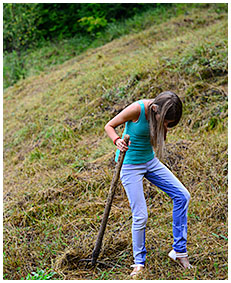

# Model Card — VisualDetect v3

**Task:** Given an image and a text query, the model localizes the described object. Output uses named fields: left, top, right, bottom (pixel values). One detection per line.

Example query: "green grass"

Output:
left=21, top=268, right=57, bottom=280
left=3, top=3, right=227, bottom=280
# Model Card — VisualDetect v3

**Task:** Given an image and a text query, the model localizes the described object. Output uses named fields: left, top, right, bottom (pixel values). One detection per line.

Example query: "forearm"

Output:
left=104, top=123, right=120, bottom=143
left=105, top=122, right=129, bottom=152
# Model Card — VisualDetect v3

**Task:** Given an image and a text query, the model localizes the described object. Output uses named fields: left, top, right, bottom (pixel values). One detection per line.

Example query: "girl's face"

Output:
left=155, top=114, right=174, bottom=128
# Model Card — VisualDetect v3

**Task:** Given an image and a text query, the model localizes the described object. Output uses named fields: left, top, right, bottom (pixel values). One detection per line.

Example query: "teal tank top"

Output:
left=115, top=100, right=155, bottom=164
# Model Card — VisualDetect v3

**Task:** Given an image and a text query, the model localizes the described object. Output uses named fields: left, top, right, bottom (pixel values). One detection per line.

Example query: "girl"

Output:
left=104, top=91, right=192, bottom=277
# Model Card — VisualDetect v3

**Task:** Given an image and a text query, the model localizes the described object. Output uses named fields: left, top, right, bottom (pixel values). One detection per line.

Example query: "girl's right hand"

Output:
left=115, top=138, right=131, bottom=152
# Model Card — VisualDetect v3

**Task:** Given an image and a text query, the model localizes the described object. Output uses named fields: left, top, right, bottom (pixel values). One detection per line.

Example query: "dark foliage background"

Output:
left=4, top=3, right=175, bottom=89
left=3, top=3, right=165, bottom=53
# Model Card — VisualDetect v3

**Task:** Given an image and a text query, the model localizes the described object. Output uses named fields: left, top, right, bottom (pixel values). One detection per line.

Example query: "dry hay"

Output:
left=3, top=129, right=227, bottom=279
left=45, top=139, right=226, bottom=280
left=3, top=137, right=227, bottom=279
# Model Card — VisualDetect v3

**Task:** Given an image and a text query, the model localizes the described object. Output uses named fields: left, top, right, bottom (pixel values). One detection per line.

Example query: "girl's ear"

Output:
left=151, top=104, right=158, bottom=113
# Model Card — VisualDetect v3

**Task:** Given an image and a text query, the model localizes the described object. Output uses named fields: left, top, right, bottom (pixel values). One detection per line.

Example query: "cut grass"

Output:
left=3, top=3, right=227, bottom=280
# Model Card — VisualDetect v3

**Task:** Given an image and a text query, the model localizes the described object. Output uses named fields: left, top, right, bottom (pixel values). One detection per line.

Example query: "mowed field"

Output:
left=3, top=4, right=228, bottom=280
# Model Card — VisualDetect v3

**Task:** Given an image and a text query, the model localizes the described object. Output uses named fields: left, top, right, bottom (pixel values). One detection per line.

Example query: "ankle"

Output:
left=131, top=264, right=145, bottom=268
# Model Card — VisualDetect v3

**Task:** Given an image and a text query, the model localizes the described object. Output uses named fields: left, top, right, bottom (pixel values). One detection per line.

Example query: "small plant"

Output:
left=11, top=123, right=38, bottom=147
left=78, top=16, right=108, bottom=34
left=21, top=268, right=56, bottom=280
left=29, top=148, right=44, bottom=162
left=71, top=157, right=85, bottom=172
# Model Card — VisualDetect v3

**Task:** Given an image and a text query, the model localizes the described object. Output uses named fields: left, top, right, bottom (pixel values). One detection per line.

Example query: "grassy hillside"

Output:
left=3, top=4, right=228, bottom=280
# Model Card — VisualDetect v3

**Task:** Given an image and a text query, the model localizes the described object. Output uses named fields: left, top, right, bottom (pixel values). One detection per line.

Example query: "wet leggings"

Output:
left=120, top=157, right=191, bottom=265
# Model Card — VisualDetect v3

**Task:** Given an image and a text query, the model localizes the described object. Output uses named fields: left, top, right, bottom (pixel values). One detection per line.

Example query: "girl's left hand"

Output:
left=116, top=138, right=131, bottom=152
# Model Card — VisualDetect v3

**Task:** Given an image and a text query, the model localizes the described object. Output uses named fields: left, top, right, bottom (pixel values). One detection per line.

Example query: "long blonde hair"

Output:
left=148, top=91, right=182, bottom=158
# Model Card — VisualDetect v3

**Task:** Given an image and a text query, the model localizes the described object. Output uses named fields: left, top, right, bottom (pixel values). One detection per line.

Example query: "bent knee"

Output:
left=185, top=189, right=191, bottom=203
left=175, top=188, right=190, bottom=207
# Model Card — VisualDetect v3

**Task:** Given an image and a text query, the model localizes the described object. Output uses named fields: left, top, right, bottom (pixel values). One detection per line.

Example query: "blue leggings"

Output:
left=120, top=157, right=190, bottom=265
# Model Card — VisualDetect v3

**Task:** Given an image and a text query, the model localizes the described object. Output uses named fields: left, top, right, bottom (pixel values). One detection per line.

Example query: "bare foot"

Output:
left=130, top=265, right=144, bottom=277
left=176, top=253, right=193, bottom=269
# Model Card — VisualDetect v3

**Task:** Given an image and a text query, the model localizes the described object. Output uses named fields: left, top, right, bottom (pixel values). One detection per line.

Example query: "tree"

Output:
left=3, top=3, right=40, bottom=52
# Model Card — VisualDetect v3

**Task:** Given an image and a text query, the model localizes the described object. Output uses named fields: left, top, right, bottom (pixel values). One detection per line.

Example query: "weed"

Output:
left=21, top=268, right=56, bottom=280
left=29, top=148, right=44, bottom=162
left=10, top=122, right=38, bottom=147
left=70, top=157, right=85, bottom=172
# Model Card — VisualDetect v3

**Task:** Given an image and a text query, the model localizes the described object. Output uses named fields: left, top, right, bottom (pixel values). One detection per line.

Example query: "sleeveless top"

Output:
left=115, top=100, right=155, bottom=164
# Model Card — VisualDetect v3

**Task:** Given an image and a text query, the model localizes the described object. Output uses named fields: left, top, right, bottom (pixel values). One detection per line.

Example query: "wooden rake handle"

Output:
left=91, top=134, right=130, bottom=266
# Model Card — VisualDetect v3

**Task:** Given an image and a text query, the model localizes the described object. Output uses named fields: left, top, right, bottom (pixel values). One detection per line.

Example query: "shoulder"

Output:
left=124, top=101, right=141, bottom=117
left=106, top=101, right=141, bottom=127
left=129, top=101, right=141, bottom=112
left=119, top=101, right=141, bottom=121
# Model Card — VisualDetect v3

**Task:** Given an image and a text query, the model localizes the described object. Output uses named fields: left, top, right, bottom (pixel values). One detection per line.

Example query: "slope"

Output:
left=3, top=4, right=228, bottom=280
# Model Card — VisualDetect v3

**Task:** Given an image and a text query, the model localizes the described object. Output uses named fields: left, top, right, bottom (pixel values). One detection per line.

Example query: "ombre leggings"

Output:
left=120, top=157, right=190, bottom=265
